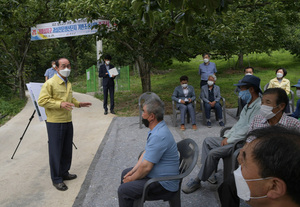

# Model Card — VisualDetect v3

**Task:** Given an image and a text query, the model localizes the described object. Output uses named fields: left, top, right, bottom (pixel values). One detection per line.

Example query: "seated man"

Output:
left=234, top=126, right=300, bottom=207
left=236, top=67, right=255, bottom=109
left=118, top=97, right=179, bottom=207
left=182, top=75, right=261, bottom=193
left=218, top=87, right=300, bottom=207
left=172, top=75, right=197, bottom=131
left=200, top=74, right=224, bottom=127
left=290, top=79, right=300, bottom=119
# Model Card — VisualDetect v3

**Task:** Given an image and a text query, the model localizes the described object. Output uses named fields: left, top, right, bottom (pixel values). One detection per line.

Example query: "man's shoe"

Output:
left=53, top=182, right=68, bottom=191
left=192, top=124, right=197, bottom=131
left=63, top=173, right=77, bottom=180
left=180, top=124, right=186, bottom=131
left=110, top=110, right=115, bottom=114
left=104, top=111, right=108, bottom=115
left=182, top=178, right=201, bottom=194
left=219, top=121, right=225, bottom=127
left=207, top=121, right=212, bottom=128
left=207, top=174, right=218, bottom=184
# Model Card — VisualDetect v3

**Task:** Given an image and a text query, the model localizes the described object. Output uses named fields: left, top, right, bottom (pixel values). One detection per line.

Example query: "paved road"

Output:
left=0, top=92, right=114, bottom=207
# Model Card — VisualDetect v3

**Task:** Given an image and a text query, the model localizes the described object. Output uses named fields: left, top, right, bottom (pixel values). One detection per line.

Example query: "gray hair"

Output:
left=143, top=97, right=164, bottom=121
left=208, top=74, right=217, bottom=81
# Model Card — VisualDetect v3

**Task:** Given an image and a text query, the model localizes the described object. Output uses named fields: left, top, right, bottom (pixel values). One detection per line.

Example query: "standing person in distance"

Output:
left=99, top=54, right=116, bottom=115
left=198, top=53, right=217, bottom=88
left=38, top=58, right=92, bottom=191
left=44, top=60, right=57, bottom=81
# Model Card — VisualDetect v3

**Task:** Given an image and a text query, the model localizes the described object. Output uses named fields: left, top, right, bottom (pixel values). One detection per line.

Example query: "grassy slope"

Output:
left=72, top=50, right=300, bottom=116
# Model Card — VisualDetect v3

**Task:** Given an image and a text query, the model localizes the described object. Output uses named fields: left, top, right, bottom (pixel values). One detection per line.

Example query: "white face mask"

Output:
left=203, top=58, right=209, bottom=63
left=245, top=73, right=252, bottom=76
left=181, top=84, right=188, bottom=88
left=59, top=68, right=71, bottom=78
left=105, top=60, right=110, bottom=65
left=276, top=73, right=283, bottom=79
left=207, top=80, right=214, bottom=86
left=296, top=90, right=300, bottom=98
left=260, top=104, right=280, bottom=120
left=234, top=165, right=272, bottom=201
left=52, top=65, right=56, bottom=68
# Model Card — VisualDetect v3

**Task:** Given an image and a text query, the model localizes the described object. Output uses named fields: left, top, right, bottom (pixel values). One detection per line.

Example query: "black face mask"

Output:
left=142, top=118, right=150, bottom=128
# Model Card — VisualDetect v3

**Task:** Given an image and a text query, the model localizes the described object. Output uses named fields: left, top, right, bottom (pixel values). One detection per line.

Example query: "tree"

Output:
left=65, top=0, right=228, bottom=92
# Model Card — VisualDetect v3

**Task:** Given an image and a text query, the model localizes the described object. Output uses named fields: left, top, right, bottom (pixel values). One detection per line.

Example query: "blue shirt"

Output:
left=143, top=120, right=179, bottom=192
left=44, top=67, right=57, bottom=79
left=198, top=62, right=217, bottom=81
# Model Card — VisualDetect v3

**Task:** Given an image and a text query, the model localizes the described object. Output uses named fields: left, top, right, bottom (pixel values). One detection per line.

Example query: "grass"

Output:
left=72, top=49, right=300, bottom=116
left=0, top=96, right=27, bottom=126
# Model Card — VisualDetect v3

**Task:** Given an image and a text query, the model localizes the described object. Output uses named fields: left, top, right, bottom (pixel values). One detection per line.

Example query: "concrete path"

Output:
left=0, top=92, right=114, bottom=207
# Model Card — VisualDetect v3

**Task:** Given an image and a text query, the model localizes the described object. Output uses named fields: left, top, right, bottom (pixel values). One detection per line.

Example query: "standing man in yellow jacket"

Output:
left=38, top=58, right=92, bottom=191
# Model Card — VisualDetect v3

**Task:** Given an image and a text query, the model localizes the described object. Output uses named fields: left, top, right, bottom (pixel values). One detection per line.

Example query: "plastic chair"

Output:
left=133, top=138, right=199, bottom=207
left=172, top=100, right=197, bottom=127
left=220, top=127, right=245, bottom=181
left=199, top=96, right=226, bottom=125
left=234, top=87, right=243, bottom=118
left=264, top=83, right=295, bottom=113
left=138, top=92, right=160, bottom=129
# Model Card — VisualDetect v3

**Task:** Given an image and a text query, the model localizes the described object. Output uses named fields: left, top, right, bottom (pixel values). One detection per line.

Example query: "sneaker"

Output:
left=182, top=178, right=201, bottom=194
left=207, top=121, right=211, bottom=128
left=104, top=110, right=108, bottom=115
left=180, top=124, right=186, bottom=131
left=192, top=124, right=197, bottom=131
left=111, top=110, right=116, bottom=114
left=207, top=174, right=218, bottom=184
left=219, top=121, right=225, bottom=127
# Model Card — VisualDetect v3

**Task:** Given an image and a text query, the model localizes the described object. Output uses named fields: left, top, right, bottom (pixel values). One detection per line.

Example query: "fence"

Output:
left=86, top=65, right=130, bottom=92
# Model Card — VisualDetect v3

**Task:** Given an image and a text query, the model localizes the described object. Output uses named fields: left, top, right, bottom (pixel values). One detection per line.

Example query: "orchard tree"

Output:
left=65, top=0, right=228, bottom=92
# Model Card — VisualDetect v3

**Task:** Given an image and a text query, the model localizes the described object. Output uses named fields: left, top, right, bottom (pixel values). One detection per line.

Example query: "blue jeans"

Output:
left=178, top=103, right=196, bottom=125
left=204, top=102, right=222, bottom=120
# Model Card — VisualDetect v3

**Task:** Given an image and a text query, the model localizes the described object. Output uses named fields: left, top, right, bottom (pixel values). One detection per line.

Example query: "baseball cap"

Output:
left=234, top=75, right=262, bottom=93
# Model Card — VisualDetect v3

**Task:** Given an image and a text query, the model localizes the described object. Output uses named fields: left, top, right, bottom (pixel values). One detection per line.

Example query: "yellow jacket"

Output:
left=38, top=74, right=80, bottom=123
left=267, top=77, right=290, bottom=95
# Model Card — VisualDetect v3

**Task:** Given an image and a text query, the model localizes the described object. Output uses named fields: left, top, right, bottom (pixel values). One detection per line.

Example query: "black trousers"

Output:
left=46, top=122, right=73, bottom=183
left=200, top=80, right=208, bottom=88
left=218, top=173, right=240, bottom=207
left=118, top=167, right=175, bottom=207
left=103, top=84, right=115, bottom=111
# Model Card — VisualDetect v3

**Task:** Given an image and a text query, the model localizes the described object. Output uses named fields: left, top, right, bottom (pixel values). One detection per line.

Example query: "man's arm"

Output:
left=123, top=159, right=154, bottom=183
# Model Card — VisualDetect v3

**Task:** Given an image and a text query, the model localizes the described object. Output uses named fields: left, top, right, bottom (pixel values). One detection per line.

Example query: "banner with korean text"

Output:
left=31, top=18, right=111, bottom=41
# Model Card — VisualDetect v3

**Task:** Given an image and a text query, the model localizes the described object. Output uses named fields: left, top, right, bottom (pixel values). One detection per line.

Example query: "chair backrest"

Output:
left=177, top=138, right=199, bottom=178
left=138, top=92, right=160, bottom=128
left=264, top=83, right=269, bottom=92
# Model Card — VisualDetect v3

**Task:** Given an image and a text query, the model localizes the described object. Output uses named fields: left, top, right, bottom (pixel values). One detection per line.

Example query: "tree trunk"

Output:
left=236, top=52, right=244, bottom=69
left=136, top=56, right=151, bottom=92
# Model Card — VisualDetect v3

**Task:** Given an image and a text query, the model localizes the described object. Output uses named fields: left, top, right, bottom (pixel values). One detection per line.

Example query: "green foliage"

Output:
left=0, top=96, right=27, bottom=126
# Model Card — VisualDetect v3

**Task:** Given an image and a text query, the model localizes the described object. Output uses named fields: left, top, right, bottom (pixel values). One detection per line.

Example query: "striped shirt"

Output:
left=247, top=113, right=300, bottom=142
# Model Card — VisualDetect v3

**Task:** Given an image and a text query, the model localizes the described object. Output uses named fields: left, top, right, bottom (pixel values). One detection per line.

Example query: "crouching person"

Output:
left=118, top=97, right=179, bottom=207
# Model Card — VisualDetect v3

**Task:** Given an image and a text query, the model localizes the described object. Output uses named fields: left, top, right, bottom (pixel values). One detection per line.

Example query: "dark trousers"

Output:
left=118, top=168, right=175, bottom=207
left=46, top=122, right=73, bottom=183
left=200, top=80, right=208, bottom=88
left=204, top=102, right=223, bottom=120
left=218, top=173, right=240, bottom=207
left=103, top=85, right=115, bottom=111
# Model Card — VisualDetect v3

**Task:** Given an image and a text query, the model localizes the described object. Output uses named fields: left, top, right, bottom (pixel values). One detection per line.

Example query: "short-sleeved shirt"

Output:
left=44, top=67, right=57, bottom=79
left=143, top=120, right=179, bottom=192
left=198, top=62, right=217, bottom=81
